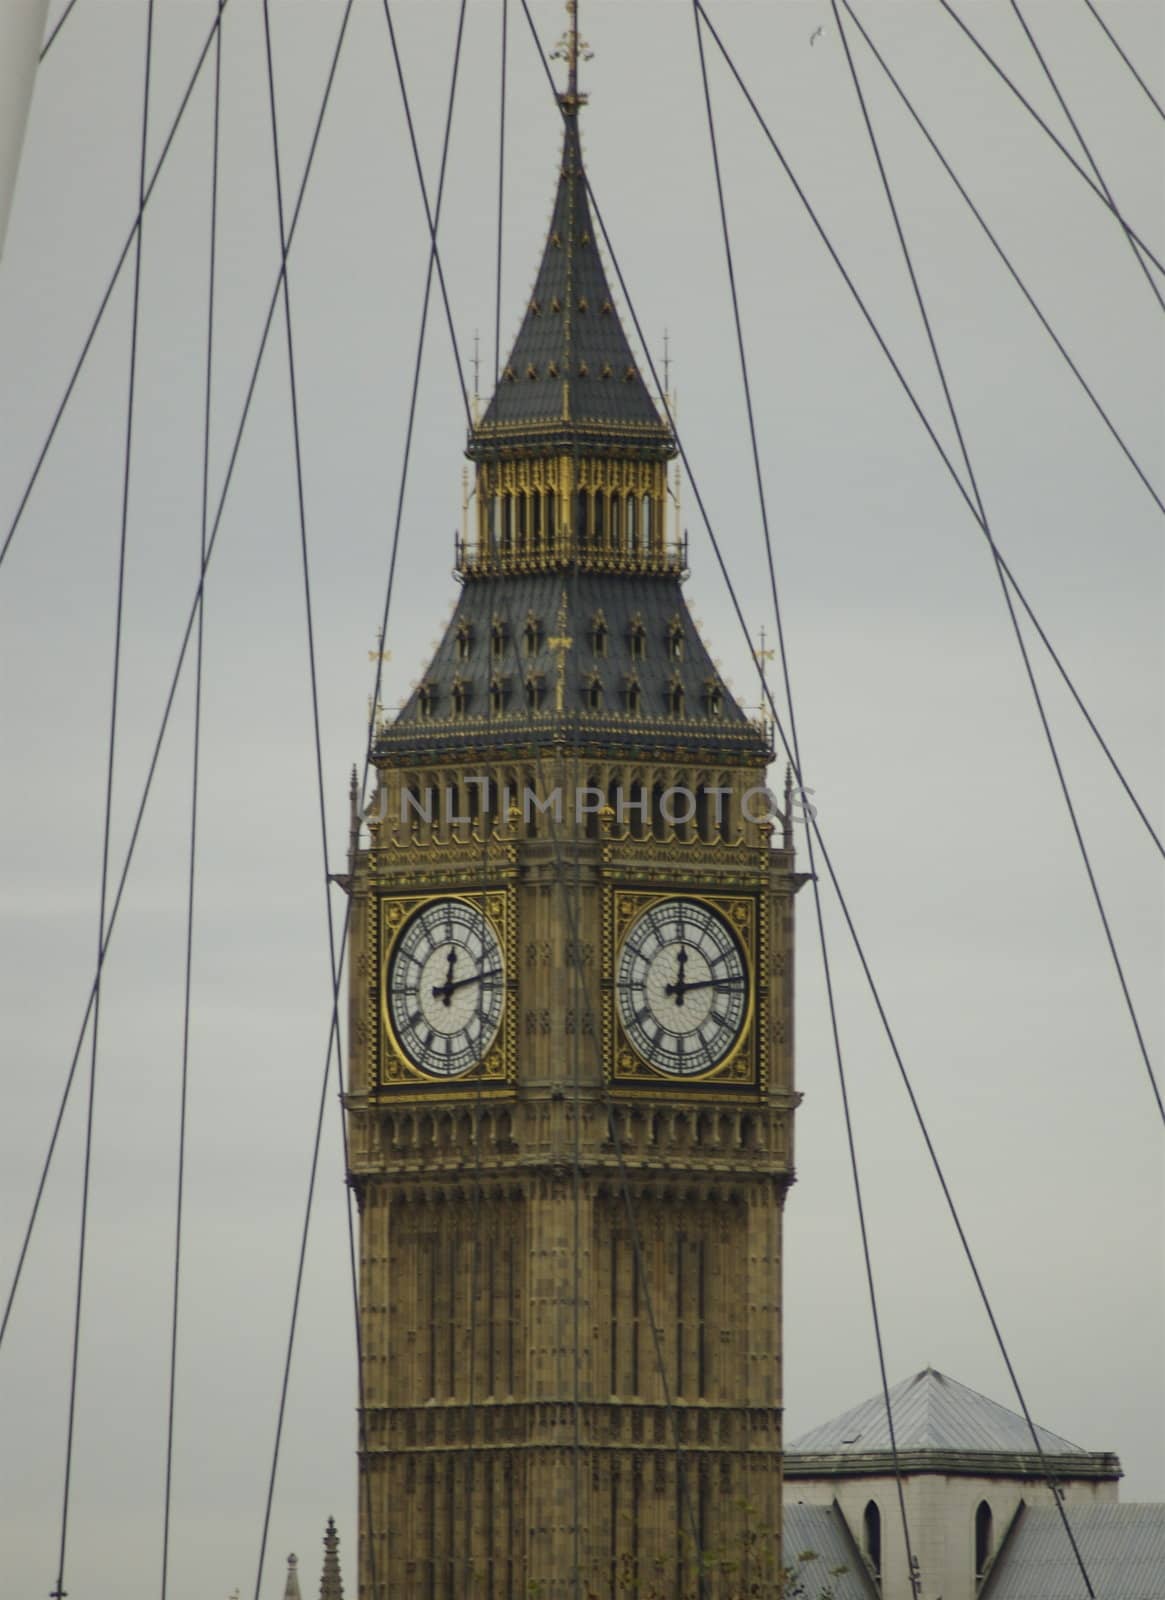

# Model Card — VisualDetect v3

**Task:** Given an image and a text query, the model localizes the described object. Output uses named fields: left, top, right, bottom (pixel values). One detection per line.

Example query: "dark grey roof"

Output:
left=788, top=1369, right=1089, bottom=1459
left=981, top=1504, right=1165, bottom=1600
left=376, top=571, right=768, bottom=762
left=469, top=116, right=674, bottom=458
left=782, top=1503, right=880, bottom=1600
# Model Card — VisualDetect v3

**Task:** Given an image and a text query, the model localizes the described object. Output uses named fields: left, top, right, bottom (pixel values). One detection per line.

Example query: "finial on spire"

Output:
left=550, top=0, right=592, bottom=112
left=754, top=625, right=775, bottom=712
left=282, top=1552, right=303, bottom=1600
left=319, top=1516, right=344, bottom=1600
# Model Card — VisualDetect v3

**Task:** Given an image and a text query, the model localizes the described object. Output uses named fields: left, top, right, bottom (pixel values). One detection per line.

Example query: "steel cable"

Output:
left=831, top=0, right=1161, bottom=1137
left=935, top=0, right=1165, bottom=278
left=54, top=7, right=154, bottom=1596
left=0, top=0, right=355, bottom=1367
left=1081, top=0, right=1165, bottom=124
left=39, top=0, right=80, bottom=62
left=527, top=10, right=1126, bottom=1595
left=2, top=0, right=235, bottom=575
left=159, top=5, right=224, bottom=1595
left=1009, top=0, right=1165, bottom=315
left=690, top=7, right=921, bottom=1594
left=835, top=0, right=1165, bottom=860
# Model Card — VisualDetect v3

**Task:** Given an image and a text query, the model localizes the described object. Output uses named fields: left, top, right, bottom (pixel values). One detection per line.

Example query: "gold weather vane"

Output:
left=550, top=0, right=592, bottom=109
left=547, top=589, right=574, bottom=713
left=754, top=625, right=775, bottom=715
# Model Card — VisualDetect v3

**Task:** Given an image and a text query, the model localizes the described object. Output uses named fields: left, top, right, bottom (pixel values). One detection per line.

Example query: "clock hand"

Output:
left=669, top=945, right=689, bottom=1005
left=433, top=947, right=459, bottom=1006
left=432, top=967, right=501, bottom=997
left=668, top=976, right=744, bottom=997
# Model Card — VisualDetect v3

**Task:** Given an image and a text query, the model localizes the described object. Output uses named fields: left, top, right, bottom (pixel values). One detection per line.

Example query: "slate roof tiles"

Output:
left=470, top=118, right=674, bottom=455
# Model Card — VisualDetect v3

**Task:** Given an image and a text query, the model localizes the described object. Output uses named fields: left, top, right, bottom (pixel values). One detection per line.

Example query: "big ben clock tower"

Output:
left=345, top=15, right=800, bottom=1595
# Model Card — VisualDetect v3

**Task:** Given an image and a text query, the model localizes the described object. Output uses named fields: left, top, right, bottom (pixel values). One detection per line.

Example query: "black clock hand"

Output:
left=668, top=945, right=689, bottom=1005
left=432, top=967, right=501, bottom=997
left=668, top=976, right=745, bottom=997
left=433, top=947, right=458, bottom=1006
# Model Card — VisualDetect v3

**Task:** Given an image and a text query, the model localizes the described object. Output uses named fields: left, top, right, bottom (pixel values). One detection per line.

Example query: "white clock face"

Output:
left=616, top=898, right=749, bottom=1077
left=385, top=899, right=505, bottom=1078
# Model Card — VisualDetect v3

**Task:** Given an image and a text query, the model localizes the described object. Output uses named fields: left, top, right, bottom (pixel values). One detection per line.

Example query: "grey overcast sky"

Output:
left=0, top=1, right=1162, bottom=1595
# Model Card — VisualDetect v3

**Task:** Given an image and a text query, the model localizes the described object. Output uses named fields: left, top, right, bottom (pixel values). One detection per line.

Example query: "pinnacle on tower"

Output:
left=468, top=0, right=672, bottom=466
left=319, top=1516, right=344, bottom=1600
left=281, top=1553, right=302, bottom=1600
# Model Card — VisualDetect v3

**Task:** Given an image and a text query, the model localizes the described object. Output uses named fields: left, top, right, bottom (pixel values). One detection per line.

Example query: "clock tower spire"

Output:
left=345, top=14, right=800, bottom=1595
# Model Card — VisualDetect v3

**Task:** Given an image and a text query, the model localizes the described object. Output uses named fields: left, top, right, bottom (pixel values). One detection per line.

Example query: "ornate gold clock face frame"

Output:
left=376, top=892, right=514, bottom=1088
left=610, top=892, right=758, bottom=1084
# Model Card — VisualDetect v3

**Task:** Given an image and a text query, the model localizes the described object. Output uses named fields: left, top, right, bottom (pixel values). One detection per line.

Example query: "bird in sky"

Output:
left=810, top=25, right=824, bottom=45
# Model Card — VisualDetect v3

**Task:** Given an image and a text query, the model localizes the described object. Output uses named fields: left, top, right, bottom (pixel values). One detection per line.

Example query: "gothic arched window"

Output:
left=975, top=1501, right=993, bottom=1577
left=863, top=1501, right=881, bottom=1577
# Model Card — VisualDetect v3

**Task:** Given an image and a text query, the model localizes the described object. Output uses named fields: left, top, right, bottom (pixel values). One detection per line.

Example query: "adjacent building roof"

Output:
left=980, top=1503, right=1165, bottom=1600
left=790, top=1368, right=1088, bottom=1457
left=785, top=1369, right=1122, bottom=1483
left=782, top=1502, right=880, bottom=1600
left=377, top=571, right=769, bottom=762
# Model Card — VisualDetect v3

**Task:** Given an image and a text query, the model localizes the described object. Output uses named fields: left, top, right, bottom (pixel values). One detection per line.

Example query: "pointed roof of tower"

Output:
left=319, top=1516, right=344, bottom=1600
left=282, top=1554, right=303, bottom=1600
left=469, top=6, right=674, bottom=459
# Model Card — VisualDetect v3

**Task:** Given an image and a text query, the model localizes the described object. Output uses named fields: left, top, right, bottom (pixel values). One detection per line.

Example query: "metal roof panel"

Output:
left=983, top=1503, right=1165, bottom=1600
left=788, top=1368, right=1089, bottom=1458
